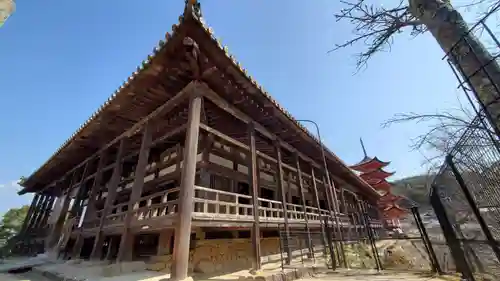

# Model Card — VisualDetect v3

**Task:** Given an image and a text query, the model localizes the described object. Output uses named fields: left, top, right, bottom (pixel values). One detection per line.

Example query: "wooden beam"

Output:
left=199, top=82, right=323, bottom=170
left=171, top=91, right=202, bottom=281
left=248, top=123, right=261, bottom=271
left=199, top=82, right=379, bottom=200
left=32, top=82, right=196, bottom=193
left=117, top=122, right=153, bottom=262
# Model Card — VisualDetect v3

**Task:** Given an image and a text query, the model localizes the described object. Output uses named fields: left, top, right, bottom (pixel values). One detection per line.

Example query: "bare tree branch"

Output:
left=331, top=0, right=425, bottom=69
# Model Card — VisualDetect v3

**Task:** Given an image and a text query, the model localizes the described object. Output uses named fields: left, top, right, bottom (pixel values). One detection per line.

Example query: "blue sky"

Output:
left=0, top=0, right=470, bottom=213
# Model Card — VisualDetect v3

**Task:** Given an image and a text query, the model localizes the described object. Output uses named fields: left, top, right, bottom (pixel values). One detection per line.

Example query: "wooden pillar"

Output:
left=83, top=152, right=107, bottom=225
left=295, top=153, right=313, bottom=258
left=30, top=194, right=47, bottom=233
left=171, top=93, right=202, bottom=281
left=310, top=167, right=327, bottom=253
left=69, top=163, right=91, bottom=259
left=116, top=123, right=152, bottom=262
left=39, top=195, right=55, bottom=235
left=247, top=123, right=261, bottom=271
left=20, top=194, right=40, bottom=238
left=274, top=141, right=291, bottom=265
left=90, top=139, right=126, bottom=260
left=29, top=194, right=46, bottom=233
left=46, top=176, right=74, bottom=254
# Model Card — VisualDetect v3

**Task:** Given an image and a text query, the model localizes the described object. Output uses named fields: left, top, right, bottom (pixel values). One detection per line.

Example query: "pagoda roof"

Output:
left=351, top=156, right=390, bottom=173
left=19, top=2, right=379, bottom=200
left=372, top=179, right=392, bottom=191
left=383, top=204, right=407, bottom=219
left=379, top=192, right=402, bottom=204
left=360, top=169, right=395, bottom=182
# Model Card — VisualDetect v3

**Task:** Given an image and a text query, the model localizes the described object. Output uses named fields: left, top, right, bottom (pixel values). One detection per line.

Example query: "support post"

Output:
left=411, top=207, right=442, bottom=274
left=430, top=185, right=475, bottom=280
left=116, top=123, right=152, bottom=262
left=82, top=152, right=107, bottom=225
left=20, top=194, right=40, bottom=239
left=69, top=162, right=91, bottom=259
left=310, top=167, right=328, bottom=257
left=447, top=154, right=500, bottom=264
left=31, top=195, right=48, bottom=233
left=46, top=175, right=75, bottom=255
left=171, top=91, right=202, bottom=281
left=247, top=122, right=261, bottom=271
left=90, top=139, right=126, bottom=260
left=295, top=153, right=313, bottom=259
left=274, top=141, right=291, bottom=265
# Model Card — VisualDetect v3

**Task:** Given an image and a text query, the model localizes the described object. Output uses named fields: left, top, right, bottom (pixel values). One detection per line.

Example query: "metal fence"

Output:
left=431, top=109, right=500, bottom=280
left=430, top=5, right=500, bottom=280
left=278, top=207, right=441, bottom=274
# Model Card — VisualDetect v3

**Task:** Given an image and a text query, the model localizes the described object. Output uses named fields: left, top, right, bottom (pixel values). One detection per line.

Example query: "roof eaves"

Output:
left=189, top=13, right=379, bottom=199
left=21, top=19, right=186, bottom=193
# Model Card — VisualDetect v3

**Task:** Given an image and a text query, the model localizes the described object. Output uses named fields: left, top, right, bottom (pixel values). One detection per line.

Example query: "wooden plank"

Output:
left=171, top=93, right=202, bottom=281
left=248, top=123, right=261, bottom=271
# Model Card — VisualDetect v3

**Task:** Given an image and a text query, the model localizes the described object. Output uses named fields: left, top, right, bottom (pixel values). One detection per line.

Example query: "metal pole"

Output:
left=411, top=207, right=442, bottom=274
left=430, top=185, right=475, bottom=281
left=297, top=119, right=347, bottom=267
left=446, top=154, right=500, bottom=264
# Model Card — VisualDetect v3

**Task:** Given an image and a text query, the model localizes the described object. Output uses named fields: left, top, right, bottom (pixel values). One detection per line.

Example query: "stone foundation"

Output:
left=147, top=237, right=281, bottom=275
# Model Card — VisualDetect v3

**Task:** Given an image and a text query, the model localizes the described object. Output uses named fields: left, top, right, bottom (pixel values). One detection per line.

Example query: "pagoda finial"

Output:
left=184, top=0, right=202, bottom=19
left=360, top=137, right=368, bottom=158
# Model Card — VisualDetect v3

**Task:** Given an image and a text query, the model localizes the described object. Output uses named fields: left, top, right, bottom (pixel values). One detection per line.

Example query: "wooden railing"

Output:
left=94, top=185, right=363, bottom=227
left=81, top=210, right=102, bottom=229
left=193, top=186, right=253, bottom=219
left=258, top=198, right=284, bottom=220
left=133, top=188, right=179, bottom=222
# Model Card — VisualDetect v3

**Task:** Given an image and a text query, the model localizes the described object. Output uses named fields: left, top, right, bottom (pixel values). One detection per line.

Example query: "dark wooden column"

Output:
left=83, top=152, right=107, bottom=225
left=116, top=123, right=152, bottom=262
left=28, top=194, right=46, bottom=233
left=26, top=194, right=43, bottom=235
left=90, top=139, right=126, bottom=260
left=171, top=93, right=202, bottom=281
left=69, top=162, right=91, bottom=259
left=295, top=153, right=313, bottom=257
left=40, top=195, right=55, bottom=233
left=247, top=123, right=261, bottom=271
left=274, top=141, right=291, bottom=265
left=20, top=194, right=40, bottom=239
left=310, top=167, right=327, bottom=253
left=46, top=176, right=74, bottom=254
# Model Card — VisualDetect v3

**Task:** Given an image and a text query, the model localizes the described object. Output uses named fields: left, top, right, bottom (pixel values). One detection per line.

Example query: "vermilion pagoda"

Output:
left=350, top=139, right=405, bottom=231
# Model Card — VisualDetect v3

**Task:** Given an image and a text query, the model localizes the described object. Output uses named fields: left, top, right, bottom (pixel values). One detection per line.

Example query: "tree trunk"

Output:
left=409, top=0, right=500, bottom=133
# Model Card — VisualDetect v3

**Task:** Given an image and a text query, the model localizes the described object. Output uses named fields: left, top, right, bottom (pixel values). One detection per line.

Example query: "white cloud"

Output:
left=0, top=180, right=22, bottom=190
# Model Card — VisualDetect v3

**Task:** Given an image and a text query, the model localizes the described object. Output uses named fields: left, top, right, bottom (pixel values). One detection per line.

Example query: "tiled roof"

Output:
left=22, top=1, right=379, bottom=198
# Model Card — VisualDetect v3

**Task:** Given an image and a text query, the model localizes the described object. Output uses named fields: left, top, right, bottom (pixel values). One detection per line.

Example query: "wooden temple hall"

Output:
left=14, top=1, right=384, bottom=279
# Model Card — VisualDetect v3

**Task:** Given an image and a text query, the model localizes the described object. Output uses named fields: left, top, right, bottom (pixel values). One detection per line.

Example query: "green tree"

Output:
left=0, top=206, right=29, bottom=245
